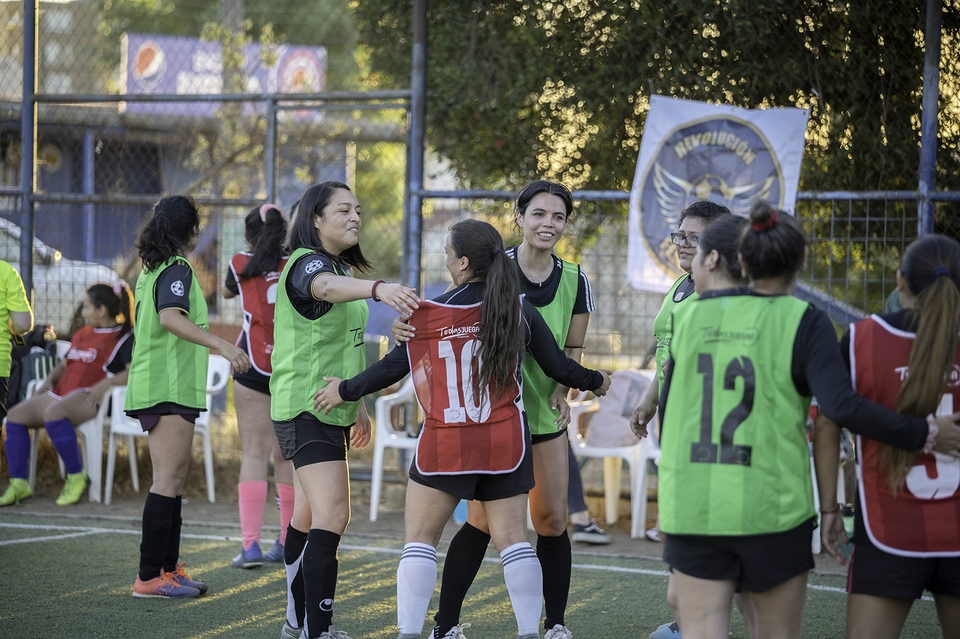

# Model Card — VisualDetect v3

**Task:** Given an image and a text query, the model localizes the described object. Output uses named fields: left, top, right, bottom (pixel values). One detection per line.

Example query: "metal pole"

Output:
left=265, top=98, right=277, bottom=203
left=918, top=0, right=942, bottom=235
left=19, top=0, right=38, bottom=295
left=405, top=0, right=427, bottom=291
left=82, top=128, right=95, bottom=262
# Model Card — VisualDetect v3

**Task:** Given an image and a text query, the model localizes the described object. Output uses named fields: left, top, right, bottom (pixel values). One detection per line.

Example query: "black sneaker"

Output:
left=571, top=518, right=611, bottom=544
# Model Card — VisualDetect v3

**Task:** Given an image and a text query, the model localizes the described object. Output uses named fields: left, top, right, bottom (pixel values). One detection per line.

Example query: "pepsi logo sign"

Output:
left=133, top=41, right=166, bottom=89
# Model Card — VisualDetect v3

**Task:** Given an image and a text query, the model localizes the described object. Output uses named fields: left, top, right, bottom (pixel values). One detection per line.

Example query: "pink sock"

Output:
left=238, top=480, right=268, bottom=550
left=277, top=483, right=294, bottom=545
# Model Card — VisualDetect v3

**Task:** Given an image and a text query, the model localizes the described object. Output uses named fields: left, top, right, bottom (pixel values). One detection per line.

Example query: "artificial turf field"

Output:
left=0, top=512, right=945, bottom=638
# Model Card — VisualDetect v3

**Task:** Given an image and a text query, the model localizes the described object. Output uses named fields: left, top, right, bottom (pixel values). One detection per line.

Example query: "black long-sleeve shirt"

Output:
left=340, top=282, right=604, bottom=401
left=660, top=288, right=928, bottom=450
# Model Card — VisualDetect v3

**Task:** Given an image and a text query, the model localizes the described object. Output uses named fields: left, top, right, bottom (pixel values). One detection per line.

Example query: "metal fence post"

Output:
left=19, top=0, right=39, bottom=294
left=265, top=98, right=277, bottom=204
left=405, top=0, right=427, bottom=291
left=918, top=0, right=942, bottom=235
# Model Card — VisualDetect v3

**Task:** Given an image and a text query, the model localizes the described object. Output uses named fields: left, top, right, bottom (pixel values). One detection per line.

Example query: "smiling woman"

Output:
left=268, top=181, right=419, bottom=639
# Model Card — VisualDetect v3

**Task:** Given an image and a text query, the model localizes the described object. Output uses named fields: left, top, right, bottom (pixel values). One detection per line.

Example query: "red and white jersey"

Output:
left=54, top=325, right=130, bottom=396
left=229, top=252, right=288, bottom=375
left=406, top=299, right=526, bottom=475
left=851, top=315, right=960, bottom=557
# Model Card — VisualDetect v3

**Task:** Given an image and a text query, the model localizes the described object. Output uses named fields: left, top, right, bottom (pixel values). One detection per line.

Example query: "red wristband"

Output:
left=819, top=504, right=841, bottom=514
left=371, top=279, right=385, bottom=302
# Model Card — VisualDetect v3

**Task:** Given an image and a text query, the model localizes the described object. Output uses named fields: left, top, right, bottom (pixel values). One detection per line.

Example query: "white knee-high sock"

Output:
left=397, top=542, right=438, bottom=635
left=500, top=542, right=543, bottom=637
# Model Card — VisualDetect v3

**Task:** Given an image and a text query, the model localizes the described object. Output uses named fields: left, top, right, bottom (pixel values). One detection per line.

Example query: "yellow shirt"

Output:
left=0, top=261, right=32, bottom=376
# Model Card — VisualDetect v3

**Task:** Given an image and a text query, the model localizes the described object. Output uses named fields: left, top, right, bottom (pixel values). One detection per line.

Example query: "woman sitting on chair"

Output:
left=0, top=281, right=134, bottom=507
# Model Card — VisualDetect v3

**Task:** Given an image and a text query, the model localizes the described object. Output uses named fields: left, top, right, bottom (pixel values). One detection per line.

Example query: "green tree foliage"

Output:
left=354, top=0, right=960, bottom=195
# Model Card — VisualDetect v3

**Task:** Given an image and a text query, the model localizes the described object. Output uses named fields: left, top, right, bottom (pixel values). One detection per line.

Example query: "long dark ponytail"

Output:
left=885, top=234, right=960, bottom=491
left=449, top=219, right=523, bottom=399
left=240, top=203, right=288, bottom=279
left=136, top=196, right=200, bottom=271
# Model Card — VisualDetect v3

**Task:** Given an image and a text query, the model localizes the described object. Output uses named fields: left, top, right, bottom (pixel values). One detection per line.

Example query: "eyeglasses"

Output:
left=670, top=232, right=699, bottom=247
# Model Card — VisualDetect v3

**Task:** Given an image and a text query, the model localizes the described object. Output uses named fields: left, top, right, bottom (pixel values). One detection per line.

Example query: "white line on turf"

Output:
left=0, top=522, right=931, bottom=601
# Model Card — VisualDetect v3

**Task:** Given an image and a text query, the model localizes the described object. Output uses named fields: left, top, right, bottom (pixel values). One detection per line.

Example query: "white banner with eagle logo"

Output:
left=628, top=96, right=809, bottom=293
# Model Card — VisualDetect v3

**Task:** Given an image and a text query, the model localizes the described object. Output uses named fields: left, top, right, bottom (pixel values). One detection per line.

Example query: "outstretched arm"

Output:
left=524, top=302, right=610, bottom=395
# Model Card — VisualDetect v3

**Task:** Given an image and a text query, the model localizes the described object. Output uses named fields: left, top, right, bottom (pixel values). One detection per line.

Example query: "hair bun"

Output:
left=750, top=210, right=779, bottom=232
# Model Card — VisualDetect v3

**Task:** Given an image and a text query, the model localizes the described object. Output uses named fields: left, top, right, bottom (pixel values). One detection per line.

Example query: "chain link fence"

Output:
left=415, top=192, right=927, bottom=372
left=2, top=2, right=959, bottom=471
left=3, top=1, right=956, bottom=337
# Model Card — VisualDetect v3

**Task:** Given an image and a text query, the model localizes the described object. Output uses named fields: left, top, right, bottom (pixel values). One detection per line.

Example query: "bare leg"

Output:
left=147, top=415, right=195, bottom=497
left=745, top=573, right=807, bottom=639
left=529, top=434, right=569, bottom=536
left=671, top=569, right=736, bottom=639
left=934, top=594, right=960, bottom=639
left=735, top=591, right=757, bottom=639
left=235, top=384, right=274, bottom=483
left=845, top=593, right=912, bottom=639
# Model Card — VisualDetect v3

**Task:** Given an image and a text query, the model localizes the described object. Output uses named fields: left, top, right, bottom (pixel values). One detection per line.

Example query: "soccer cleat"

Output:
left=435, top=623, right=471, bottom=639
left=571, top=518, right=611, bottom=544
left=132, top=570, right=201, bottom=598
left=0, top=478, right=32, bottom=506
left=232, top=541, right=265, bottom=568
left=649, top=621, right=681, bottom=639
left=545, top=624, right=573, bottom=639
left=318, top=626, right=353, bottom=639
left=263, top=537, right=285, bottom=562
left=280, top=620, right=301, bottom=639
left=55, top=470, right=89, bottom=506
left=170, top=562, right=208, bottom=594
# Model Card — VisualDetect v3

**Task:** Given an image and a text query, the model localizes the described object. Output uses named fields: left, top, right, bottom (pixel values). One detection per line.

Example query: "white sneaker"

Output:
left=545, top=624, right=574, bottom=639
left=280, top=621, right=301, bottom=639
left=438, top=623, right=471, bottom=638
left=649, top=621, right=680, bottom=639
left=645, top=528, right=661, bottom=543
left=318, top=627, right=352, bottom=639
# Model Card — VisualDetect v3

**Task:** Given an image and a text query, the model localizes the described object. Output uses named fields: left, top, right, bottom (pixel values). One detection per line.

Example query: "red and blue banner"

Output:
left=120, top=33, right=327, bottom=116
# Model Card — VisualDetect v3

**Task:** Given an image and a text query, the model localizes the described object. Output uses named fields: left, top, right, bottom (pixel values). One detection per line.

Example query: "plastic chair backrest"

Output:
left=582, top=370, right=652, bottom=449
left=197, top=355, right=231, bottom=427
left=109, top=386, right=144, bottom=436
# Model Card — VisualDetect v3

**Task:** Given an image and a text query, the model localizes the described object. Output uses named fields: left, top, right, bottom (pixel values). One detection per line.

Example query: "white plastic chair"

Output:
left=195, top=354, right=231, bottom=503
left=103, top=354, right=230, bottom=504
left=568, top=370, right=660, bottom=538
left=103, top=385, right=144, bottom=504
left=54, top=340, right=71, bottom=360
left=369, top=376, right=419, bottom=521
left=23, top=378, right=112, bottom=503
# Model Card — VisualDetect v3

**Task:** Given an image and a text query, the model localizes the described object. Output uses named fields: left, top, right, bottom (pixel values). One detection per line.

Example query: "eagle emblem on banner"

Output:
left=628, top=97, right=808, bottom=293
left=639, top=117, right=785, bottom=277
left=651, top=165, right=776, bottom=271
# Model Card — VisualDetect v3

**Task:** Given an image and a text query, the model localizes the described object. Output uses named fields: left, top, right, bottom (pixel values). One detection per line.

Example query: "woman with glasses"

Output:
left=629, top=200, right=730, bottom=639
left=631, top=201, right=730, bottom=443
